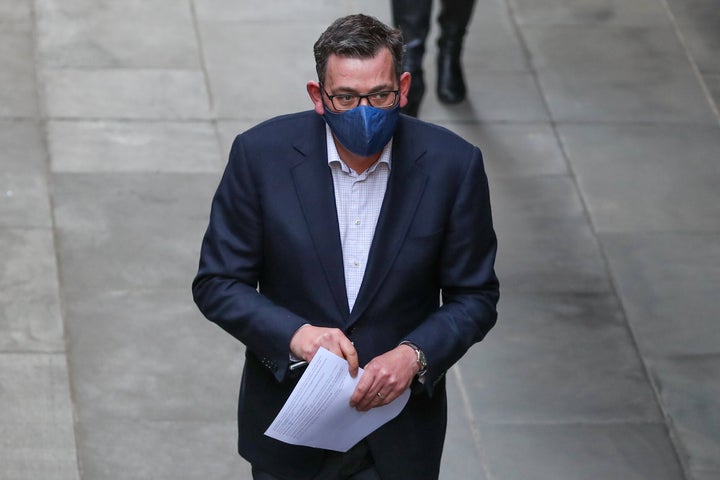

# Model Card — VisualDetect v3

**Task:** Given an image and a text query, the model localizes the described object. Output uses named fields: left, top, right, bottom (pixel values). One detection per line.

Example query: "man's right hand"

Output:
left=289, top=325, right=359, bottom=377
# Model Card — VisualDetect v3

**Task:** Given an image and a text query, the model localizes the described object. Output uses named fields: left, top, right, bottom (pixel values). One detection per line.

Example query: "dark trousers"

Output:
left=251, top=442, right=381, bottom=480
left=391, top=0, right=476, bottom=50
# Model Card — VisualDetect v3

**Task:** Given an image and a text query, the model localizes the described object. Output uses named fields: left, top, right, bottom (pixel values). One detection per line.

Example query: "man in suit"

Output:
left=192, top=14, right=499, bottom=480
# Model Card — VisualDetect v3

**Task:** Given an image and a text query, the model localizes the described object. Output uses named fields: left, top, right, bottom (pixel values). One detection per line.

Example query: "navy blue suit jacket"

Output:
left=193, top=111, right=499, bottom=479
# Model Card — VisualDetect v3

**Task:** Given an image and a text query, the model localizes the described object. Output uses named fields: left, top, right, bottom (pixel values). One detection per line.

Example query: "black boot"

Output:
left=436, top=41, right=465, bottom=104
left=437, top=0, right=475, bottom=104
left=392, top=0, right=432, bottom=117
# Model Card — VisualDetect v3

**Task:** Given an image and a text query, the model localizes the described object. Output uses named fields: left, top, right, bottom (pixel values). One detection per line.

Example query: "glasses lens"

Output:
left=333, top=94, right=357, bottom=111
left=368, top=91, right=397, bottom=108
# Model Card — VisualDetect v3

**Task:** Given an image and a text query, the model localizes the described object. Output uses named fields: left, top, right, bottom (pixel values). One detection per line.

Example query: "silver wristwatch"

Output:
left=400, top=341, right=427, bottom=376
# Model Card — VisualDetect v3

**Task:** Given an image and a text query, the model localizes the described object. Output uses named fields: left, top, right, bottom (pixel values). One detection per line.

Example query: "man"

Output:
left=193, top=14, right=498, bottom=480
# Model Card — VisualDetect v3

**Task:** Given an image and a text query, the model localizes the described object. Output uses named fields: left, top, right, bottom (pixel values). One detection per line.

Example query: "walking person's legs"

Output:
left=437, top=0, right=476, bottom=103
left=392, top=0, right=433, bottom=116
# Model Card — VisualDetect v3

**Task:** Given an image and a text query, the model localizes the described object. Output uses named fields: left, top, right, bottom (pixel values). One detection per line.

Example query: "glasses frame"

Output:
left=321, top=85, right=400, bottom=111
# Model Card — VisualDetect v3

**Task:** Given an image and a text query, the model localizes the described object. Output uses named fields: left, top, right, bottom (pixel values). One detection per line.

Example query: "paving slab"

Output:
left=706, top=73, right=720, bottom=110
left=52, top=173, right=218, bottom=291
left=0, top=174, right=52, bottom=228
left=0, top=353, right=79, bottom=480
left=0, top=0, right=32, bottom=27
left=199, top=21, right=325, bottom=73
left=648, top=355, right=720, bottom=477
left=208, top=67, right=315, bottom=121
left=523, top=25, right=690, bottom=71
left=441, top=367, right=490, bottom=480
left=0, top=228, right=64, bottom=352
left=43, top=69, right=212, bottom=120
left=560, top=124, right=720, bottom=233
left=47, top=120, right=223, bottom=173
left=538, top=61, right=717, bottom=124
left=216, top=119, right=264, bottom=155
left=0, top=119, right=52, bottom=228
left=0, top=28, right=38, bottom=117
left=35, top=0, right=200, bottom=69
left=491, top=176, right=611, bottom=293
left=452, top=12, right=528, bottom=72
left=199, top=21, right=321, bottom=120
left=510, top=0, right=671, bottom=26
left=192, top=0, right=378, bottom=24
left=437, top=122, right=568, bottom=178
left=459, top=292, right=662, bottom=423
left=76, top=419, right=249, bottom=480
left=601, top=232, right=720, bottom=356
left=421, top=69, right=550, bottom=123
left=63, top=288, right=243, bottom=423
left=0, top=119, right=48, bottom=172
left=666, top=0, right=720, bottom=73
left=479, top=422, right=686, bottom=480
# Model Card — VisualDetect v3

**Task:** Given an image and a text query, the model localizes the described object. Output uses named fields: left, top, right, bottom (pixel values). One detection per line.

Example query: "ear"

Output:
left=399, top=72, right=412, bottom=109
left=307, top=81, right=325, bottom=115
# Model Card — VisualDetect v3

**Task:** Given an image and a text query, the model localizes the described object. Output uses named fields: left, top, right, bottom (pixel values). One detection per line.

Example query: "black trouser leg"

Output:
left=251, top=442, right=380, bottom=480
left=436, top=0, right=476, bottom=103
left=392, top=0, right=432, bottom=116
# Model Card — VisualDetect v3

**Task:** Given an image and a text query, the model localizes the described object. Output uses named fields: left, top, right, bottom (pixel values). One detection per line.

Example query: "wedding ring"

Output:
left=376, top=392, right=384, bottom=399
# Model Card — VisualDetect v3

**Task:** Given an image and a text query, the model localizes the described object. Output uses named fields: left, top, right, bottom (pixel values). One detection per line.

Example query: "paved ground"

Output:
left=1, top=0, right=719, bottom=479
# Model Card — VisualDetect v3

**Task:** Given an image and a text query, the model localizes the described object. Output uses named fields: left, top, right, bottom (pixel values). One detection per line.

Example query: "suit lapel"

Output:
left=350, top=125, right=428, bottom=322
left=291, top=120, right=350, bottom=319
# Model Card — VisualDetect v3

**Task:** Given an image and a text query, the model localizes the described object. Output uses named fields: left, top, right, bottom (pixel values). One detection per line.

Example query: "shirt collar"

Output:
left=325, top=124, right=392, bottom=174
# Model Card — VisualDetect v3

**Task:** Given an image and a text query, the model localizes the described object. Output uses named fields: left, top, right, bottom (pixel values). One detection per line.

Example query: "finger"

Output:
left=354, top=361, right=387, bottom=410
left=349, top=371, right=377, bottom=409
left=340, top=340, right=359, bottom=377
left=358, top=388, right=388, bottom=412
left=358, top=382, right=391, bottom=411
left=354, top=364, right=408, bottom=410
left=312, top=328, right=347, bottom=358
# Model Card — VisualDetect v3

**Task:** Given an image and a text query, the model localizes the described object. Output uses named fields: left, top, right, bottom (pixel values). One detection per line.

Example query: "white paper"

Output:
left=264, top=347, right=411, bottom=452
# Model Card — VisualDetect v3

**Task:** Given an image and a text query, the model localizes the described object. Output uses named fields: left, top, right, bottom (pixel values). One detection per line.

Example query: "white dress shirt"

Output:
left=325, top=125, right=392, bottom=312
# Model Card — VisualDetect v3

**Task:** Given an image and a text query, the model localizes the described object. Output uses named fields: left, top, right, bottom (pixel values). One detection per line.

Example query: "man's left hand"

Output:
left=349, top=344, right=420, bottom=411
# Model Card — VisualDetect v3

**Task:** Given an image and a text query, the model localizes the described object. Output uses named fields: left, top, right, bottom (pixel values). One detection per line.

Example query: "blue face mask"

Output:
left=323, top=104, right=400, bottom=157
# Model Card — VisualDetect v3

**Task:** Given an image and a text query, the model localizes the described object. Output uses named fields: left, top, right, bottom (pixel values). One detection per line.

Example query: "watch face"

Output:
left=418, top=350, right=427, bottom=369
left=402, top=341, right=427, bottom=372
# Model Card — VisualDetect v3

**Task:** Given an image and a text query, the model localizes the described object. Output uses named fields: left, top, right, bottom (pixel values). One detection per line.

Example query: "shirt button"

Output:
left=354, top=219, right=361, bottom=225
left=353, top=261, right=360, bottom=267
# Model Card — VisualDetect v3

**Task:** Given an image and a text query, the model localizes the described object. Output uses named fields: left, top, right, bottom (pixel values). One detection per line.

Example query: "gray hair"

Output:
left=313, top=14, right=404, bottom=85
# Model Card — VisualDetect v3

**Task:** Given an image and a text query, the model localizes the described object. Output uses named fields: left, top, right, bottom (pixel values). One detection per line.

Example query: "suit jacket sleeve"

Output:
left=192, top=135, right=306, bottom=382
left=403, top=146, right=499, bottom=394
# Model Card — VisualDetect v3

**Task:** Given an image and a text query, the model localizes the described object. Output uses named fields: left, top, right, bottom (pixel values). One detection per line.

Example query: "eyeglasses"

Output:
left=322, top=85, right=400, bottom=111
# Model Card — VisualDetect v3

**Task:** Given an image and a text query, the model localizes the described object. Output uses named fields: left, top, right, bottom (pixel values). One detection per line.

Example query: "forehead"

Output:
left=324, top=48, right=396, bottom=90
